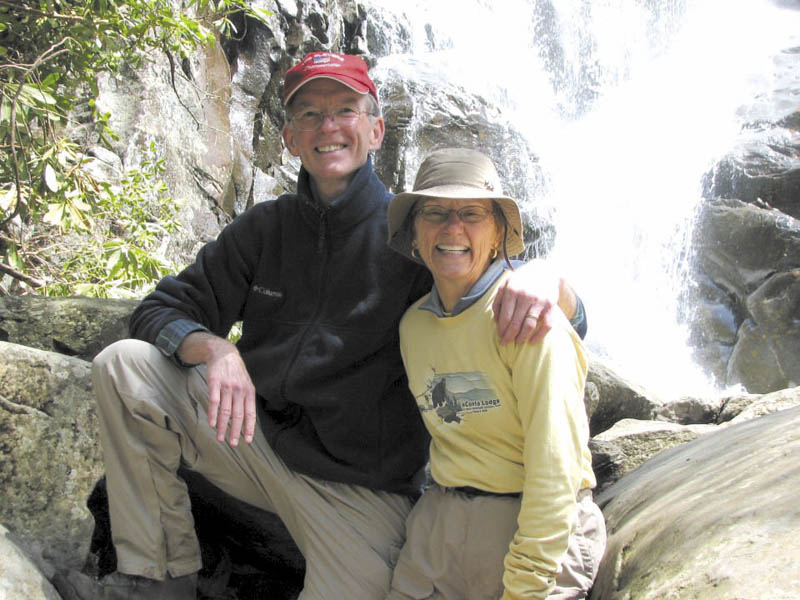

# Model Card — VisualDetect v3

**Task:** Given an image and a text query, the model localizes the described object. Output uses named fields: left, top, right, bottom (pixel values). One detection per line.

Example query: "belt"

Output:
left=445, top=485, right=522, bottom=499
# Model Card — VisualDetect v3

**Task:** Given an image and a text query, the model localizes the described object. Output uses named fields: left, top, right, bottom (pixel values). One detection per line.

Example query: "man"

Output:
left=56, top=52, right=586, bottom=600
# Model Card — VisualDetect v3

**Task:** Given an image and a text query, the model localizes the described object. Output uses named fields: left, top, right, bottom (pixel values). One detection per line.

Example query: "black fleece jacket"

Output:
left=130, top=159, right=433, bottom=495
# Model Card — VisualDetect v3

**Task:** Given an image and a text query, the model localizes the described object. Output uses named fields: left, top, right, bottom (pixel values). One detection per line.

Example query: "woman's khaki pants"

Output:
left=92, top=339, right=412, bottom=600
left=386, top=486, right=606, bottom=600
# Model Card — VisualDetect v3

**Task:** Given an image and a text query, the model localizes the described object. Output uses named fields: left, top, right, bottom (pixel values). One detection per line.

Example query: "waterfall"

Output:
left=371, top=0, right=800, bottom=397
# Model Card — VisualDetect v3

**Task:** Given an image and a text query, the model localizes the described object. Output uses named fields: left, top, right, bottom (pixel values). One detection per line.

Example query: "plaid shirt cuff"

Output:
left=155, top=319, right=209, bottom=367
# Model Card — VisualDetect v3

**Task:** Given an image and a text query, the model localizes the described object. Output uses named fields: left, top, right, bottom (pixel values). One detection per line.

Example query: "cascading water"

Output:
left=370, top=0, right=800, bottom=397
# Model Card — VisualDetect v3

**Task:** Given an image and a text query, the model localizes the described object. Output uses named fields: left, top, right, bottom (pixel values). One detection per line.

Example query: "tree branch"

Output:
left=0, top=260, right=44, bottom=288
left=0, top=0, right=89, bottom=22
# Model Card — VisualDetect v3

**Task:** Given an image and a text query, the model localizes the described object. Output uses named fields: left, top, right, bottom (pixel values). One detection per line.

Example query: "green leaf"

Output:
left=0, top=186, right=15, bottom=212
left=105, top=248, right=121, bottom=269
left=43, top=203, right=66, bottom=227
left=43, top=163, right=61, bottom=192
left=249, top=7, right=273, bottom=24
left=0, top=98, right=10, bottom=125
left=7, top=244, right=23, bottom=270
left=67, top=199, right=92, bottom=229
left=18, top=84, right=59, bottom=108
left=41, top=72, right=61, bottom=88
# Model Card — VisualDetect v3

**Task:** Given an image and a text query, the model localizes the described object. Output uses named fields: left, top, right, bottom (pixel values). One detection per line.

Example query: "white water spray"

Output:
left=371, top=0, right=800, bottom=397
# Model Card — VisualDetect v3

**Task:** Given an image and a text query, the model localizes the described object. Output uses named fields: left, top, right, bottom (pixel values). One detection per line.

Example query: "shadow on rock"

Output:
left=84, top=471, right=305, bottom=600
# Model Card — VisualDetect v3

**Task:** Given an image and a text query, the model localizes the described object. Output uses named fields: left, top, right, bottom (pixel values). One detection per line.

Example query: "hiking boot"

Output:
left=53, top=570, right=197, bottom=600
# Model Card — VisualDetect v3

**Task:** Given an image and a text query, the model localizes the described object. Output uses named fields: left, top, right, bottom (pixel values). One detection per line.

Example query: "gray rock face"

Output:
left=690, top=199, right=800, bottom=391
left=693, top=199, right=800, bottom=305
left=703, top=115, right=800, bottom=220
left=593, top=403, right=800, bottom=600
left=690, top=43, right=800, bottom=392
left=93, top=42, right=234, bottom=264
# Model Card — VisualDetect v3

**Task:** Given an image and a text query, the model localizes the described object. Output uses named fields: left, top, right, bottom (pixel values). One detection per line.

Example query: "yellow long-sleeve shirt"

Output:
left=399, top=272, right=595, bottom=599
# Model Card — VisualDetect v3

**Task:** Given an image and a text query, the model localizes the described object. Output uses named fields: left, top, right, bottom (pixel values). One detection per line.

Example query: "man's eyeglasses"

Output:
left=415, top=205, right=495, bottom=224
left=288, top=106, right=372, bottom=131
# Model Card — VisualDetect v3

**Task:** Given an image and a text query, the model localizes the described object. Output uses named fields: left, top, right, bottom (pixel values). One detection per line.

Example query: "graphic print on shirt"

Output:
left=416, top=371, right=501, bottom=424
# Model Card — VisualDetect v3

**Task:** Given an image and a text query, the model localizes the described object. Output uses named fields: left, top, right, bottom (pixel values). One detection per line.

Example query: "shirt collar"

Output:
left=419, top=259, right=509, bottom=318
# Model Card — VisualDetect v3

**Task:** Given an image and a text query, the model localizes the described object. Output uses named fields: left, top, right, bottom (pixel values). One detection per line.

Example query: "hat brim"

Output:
left=284, top=74, right=371, bottom=105
left=387, top=188, right=525, bottom=263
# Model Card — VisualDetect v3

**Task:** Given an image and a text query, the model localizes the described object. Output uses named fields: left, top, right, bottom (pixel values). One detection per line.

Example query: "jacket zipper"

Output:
left=277, top=208, right=329, bottom=416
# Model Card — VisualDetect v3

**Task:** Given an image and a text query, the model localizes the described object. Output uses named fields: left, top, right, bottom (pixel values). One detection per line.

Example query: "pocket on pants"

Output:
left=387, top=495, right=438, bottom=599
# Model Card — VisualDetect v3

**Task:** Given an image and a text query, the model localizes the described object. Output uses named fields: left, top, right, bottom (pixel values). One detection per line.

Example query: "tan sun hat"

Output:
left=387, top=148, right=525, bottom=262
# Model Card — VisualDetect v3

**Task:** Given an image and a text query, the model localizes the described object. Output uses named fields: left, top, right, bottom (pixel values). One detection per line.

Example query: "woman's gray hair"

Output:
left=491, top=200, right=515, bottom=270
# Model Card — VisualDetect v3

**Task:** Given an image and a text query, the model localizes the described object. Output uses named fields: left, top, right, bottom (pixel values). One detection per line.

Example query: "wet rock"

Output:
left=593, top=404, right=800, bottom=600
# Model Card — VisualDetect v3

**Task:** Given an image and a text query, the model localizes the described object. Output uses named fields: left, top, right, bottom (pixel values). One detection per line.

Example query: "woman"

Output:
left=385, top=148, right=606, bottom=600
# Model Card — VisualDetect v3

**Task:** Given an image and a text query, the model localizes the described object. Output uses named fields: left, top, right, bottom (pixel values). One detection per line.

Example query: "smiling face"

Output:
left=282, top=79, right=385, bottom=205
left=412, top=197, right=501, bottom=311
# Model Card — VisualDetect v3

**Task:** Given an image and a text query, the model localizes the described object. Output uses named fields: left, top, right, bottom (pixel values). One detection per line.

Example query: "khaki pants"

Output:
left=386, top=486, right=606, bottom=600
left=92, top=339, right=412, bottom=600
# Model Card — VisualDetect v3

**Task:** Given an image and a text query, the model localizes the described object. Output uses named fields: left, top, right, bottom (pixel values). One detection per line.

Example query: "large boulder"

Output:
left=692, top=198, right=800, bottom=303
left=726, top=269, right=800, bottom=392
left=0, top=342, right=103, bottom=578
left=584, top=356, right=664, bottom=436
left=0, top=296, right=136, bottom=362
left=726, top=384, right=800, bottom=423
left=702, top=112, right=800, bottom=220
left=590, top=419, right=718, bottom=491
left=0, top=524, right=62, bottom=600
left=592, top=403, right=800, bottom=600
left=592, top=384, right=800, bottom=504
left=689, top=198, right=800, bottom=390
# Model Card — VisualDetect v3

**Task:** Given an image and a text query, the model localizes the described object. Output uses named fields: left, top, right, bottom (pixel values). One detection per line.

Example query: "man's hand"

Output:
left=492, top=260, right=578, bottom=345
left=177, top=332, right=256, bottom=447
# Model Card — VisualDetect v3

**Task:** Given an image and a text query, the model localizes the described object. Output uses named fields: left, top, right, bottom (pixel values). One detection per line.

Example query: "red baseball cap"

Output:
left=283, top=52, right=378, bottom=106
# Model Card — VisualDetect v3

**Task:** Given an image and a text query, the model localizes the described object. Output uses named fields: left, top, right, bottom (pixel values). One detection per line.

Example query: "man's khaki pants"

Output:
left=92, top=339, right=412, bottom=600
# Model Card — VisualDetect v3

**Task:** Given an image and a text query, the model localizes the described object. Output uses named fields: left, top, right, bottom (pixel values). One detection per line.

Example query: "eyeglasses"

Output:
left=415, top=205, right=495, bottom=224
left=288, top=106, right=372, bottom=131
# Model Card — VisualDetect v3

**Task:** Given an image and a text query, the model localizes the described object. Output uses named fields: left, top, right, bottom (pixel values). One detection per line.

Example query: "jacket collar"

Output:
left=296, top=156, right=386, bottom=233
